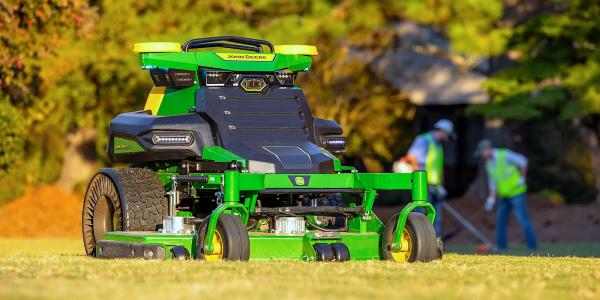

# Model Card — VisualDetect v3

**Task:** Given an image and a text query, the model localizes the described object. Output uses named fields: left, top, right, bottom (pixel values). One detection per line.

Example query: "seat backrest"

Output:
left=196, top=87, right=335, bottom=173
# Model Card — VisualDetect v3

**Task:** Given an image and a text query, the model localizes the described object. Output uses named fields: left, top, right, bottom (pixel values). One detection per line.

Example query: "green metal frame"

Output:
left=99, top=170, right=432, bottom=260
left=178, top=170, right=430, bottom=254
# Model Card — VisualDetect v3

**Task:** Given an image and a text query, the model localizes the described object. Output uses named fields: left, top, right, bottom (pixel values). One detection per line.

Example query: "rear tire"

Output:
left=196, top=214, right=250, bottom=261
left=82, top=168, right=167, bottom=256
left=382, top=212, right=441, bottom=262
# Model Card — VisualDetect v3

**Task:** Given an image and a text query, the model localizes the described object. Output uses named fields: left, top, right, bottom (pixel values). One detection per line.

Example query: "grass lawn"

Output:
left=0, top=238, right=599, bottom=300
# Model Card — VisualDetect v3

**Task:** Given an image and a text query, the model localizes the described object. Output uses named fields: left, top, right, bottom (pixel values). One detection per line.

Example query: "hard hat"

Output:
left=474, top=139, right=493, bottom=157
left=433, top=119, right=456, bottom=139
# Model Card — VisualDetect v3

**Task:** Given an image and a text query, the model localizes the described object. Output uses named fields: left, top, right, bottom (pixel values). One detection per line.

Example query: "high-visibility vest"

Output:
left=487, top=148, right=527, bottom=198
left=424, top=133, right=443, bottom=186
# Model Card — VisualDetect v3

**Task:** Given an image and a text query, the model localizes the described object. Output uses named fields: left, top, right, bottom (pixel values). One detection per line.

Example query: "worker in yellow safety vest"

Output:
left=403, top=119, right=456, bottom=237
left=475, top=139, right=538, bottom=251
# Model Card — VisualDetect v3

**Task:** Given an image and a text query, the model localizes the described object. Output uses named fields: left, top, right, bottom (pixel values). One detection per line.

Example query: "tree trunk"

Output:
left=56, top=128, right=97, bottom=191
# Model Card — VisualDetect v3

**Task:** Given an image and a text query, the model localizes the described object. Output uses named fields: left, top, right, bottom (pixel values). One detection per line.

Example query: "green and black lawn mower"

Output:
left=82, top=36, right=442, bottom=262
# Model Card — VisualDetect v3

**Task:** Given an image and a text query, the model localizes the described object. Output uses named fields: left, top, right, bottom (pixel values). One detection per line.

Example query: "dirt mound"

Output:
left=375, top=196, right=600, bottom=246
left=0, top=186, right=82, bottom=237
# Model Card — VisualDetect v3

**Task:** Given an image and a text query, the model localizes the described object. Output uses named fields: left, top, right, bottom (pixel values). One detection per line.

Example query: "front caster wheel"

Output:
left=196, top=214, right=250, bottom=261
left=382, top=212, right=442, bottom=262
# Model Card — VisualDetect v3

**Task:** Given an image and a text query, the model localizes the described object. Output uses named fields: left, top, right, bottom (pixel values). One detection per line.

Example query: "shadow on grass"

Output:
left=445, top=242, right=600, bottom=258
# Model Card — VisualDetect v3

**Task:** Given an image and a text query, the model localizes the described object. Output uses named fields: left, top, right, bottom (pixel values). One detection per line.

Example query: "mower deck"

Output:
left=98, top=230, right=381, bottom=261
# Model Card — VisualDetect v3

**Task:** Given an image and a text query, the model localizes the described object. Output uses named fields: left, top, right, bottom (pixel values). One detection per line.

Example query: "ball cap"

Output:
left=474, top=139, right=493, bottom=157
left=433, top=119, right=456, bottom=139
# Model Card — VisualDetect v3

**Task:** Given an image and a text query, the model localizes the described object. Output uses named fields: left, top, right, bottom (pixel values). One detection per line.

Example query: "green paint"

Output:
left=236, top=172, right=415, bottom=190
left=249, top=234, right=306, bottom=260
left=140, top=52, right=311, bottom=72
left=339, top=233, right=381, bottom=260
left=101, top=231, right=196, bottom=259
left=156, top=86, right=197, bottom=116
left=140, top=52, right=199, bottom=71
left=177, top=211, right=193, bottom=217
left=113, top=137, right=144, bottom=153
left=411, top=171, right=428, bottom=201
left=223, top=171, right=240, bottom=203
left=201, top=146, right=246, bottom=167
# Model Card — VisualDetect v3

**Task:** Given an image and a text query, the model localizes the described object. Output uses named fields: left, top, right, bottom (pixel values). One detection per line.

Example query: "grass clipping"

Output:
left=0, top=186, right=82, bottom=237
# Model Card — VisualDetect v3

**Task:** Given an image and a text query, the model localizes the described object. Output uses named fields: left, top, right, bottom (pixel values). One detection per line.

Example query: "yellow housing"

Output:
left=274, top=45, right=318, bottom=56
left=133, top=42, right=182, bottom=53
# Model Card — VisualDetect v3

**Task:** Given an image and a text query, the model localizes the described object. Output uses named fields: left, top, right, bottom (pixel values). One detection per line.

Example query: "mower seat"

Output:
left=196, top=87, right=335, bottom=173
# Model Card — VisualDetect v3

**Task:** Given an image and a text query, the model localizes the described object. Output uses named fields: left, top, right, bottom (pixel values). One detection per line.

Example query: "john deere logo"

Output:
left=289, top=176, right=310, bottom=186
left=216, top=53, right=275, bottom=61
left=114, top=144, right=130, bottom=150
left=113, top=137, right=144, bottom=154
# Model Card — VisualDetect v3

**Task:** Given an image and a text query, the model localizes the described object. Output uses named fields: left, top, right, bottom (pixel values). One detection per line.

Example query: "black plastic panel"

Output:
left=196, top=87, right=335, bottom=173
left=107, top=111, right=213, bottom=163
left=97, top=240, right=165, bottom=260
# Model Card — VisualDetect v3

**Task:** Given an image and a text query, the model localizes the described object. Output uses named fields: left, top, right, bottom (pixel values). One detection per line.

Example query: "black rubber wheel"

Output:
left=313, top=243, right=335, bottom=261
left=435, top=237, right=444, bottom=260
left=82, top=168, right=167, bottom=256
left=382, top=212, right=441, bottom=262
left=331, top=243, right=350, bottom=261
left=171, top=246, right=191, bottom=260
left=196, top=214, right=250, bottom=261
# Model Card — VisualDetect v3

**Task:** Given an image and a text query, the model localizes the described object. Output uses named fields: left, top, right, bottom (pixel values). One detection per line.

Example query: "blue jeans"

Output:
left=496, top=193, right=538, bottom=250
left=415, top=188, right=443, bottom=237
left=429, top=191, right=443, bottom=237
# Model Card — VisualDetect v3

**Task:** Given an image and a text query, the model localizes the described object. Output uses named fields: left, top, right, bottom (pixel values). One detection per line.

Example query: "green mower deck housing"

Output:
left=83, top=36, right=441, bottom=262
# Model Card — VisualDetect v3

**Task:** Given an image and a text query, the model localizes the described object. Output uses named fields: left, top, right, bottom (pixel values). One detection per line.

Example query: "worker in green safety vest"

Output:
left=404, top=119, right=456, bottom=237
left=475, top=139, right=538, bottom=251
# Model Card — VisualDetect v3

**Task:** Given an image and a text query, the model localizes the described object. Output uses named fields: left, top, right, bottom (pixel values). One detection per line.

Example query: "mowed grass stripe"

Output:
left=0, top=238, right=598, bottom=300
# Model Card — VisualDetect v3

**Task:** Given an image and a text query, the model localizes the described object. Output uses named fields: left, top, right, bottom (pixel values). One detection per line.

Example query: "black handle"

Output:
left=187, top=42, right=261, bottom=52
left=182, top=36, right=274, bottom=53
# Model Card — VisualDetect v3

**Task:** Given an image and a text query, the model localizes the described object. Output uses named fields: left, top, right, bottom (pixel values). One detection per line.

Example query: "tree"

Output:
left=469, top=0, right=600, bottom=203
left=393, top=0, right=509, bottom=64
left=0, top=0, right=96, bottom=203
left=42, top=0, right=415, bottom=170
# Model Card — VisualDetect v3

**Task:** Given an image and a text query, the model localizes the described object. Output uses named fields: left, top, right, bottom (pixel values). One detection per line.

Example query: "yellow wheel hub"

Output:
left=204, top=230, right=224, bottom=262
left=390, top=228, right=412, bottom=262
